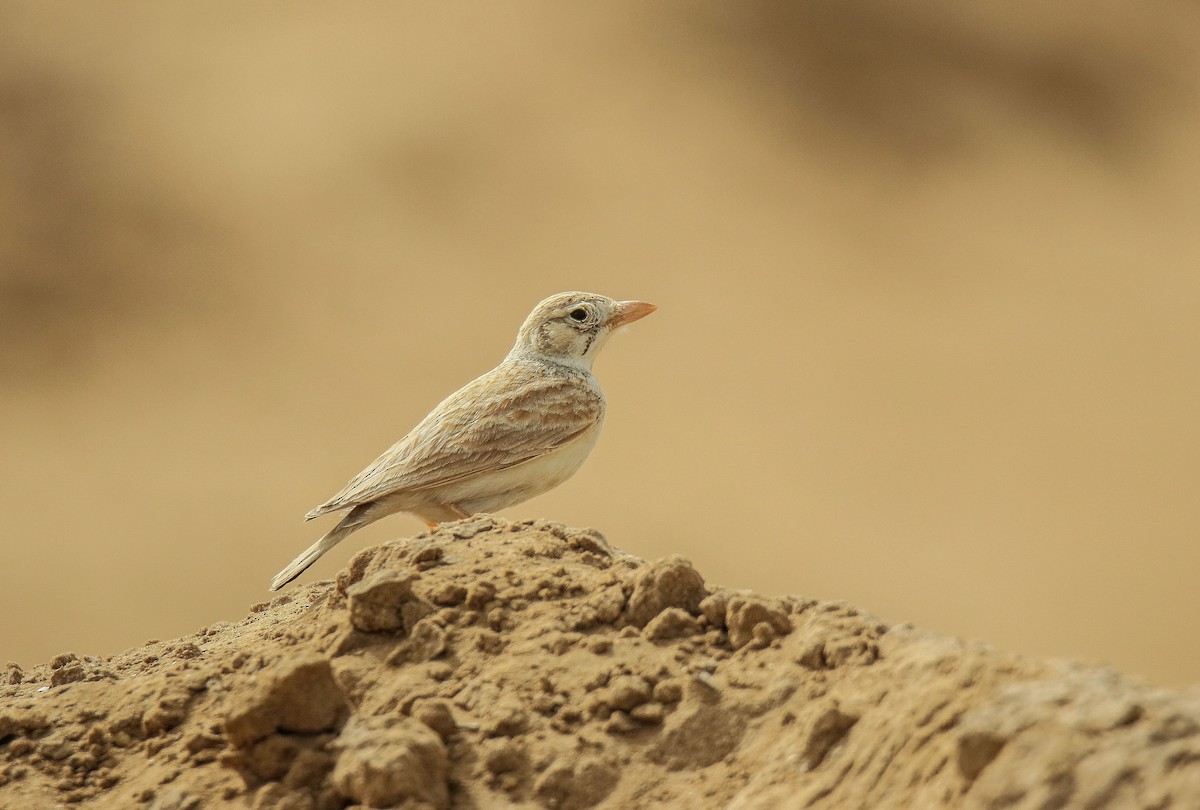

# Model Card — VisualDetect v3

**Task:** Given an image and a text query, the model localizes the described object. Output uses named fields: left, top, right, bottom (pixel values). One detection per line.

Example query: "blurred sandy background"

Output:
left=2, top=1, right=1198, bottom=686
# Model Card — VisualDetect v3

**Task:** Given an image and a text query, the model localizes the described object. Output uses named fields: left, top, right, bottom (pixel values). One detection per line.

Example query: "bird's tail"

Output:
left=269, top=504, right=376, bottom=591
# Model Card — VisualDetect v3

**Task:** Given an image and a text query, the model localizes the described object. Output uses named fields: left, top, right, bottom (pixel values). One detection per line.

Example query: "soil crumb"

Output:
left=3, top=517, right=1199, bottom=808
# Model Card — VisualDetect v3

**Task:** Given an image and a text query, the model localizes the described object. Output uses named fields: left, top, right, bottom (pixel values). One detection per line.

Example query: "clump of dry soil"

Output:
left=3, top=517, right=1199, bottom=808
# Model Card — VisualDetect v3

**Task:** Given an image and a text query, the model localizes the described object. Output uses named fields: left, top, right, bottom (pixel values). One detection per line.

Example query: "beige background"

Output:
left=2, top=1, right=1198, bottom=685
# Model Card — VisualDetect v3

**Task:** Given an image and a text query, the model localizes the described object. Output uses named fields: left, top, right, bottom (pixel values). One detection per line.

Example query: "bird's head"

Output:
left=511, top=292, right=656, bottom=371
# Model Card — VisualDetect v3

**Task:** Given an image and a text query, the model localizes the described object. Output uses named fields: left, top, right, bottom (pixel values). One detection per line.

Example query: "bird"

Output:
left=268, top=291, right=656, bottom=591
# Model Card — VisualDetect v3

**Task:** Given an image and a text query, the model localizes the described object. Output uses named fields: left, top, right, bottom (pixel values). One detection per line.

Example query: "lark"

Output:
left=269, top=292, right=656, bottom=590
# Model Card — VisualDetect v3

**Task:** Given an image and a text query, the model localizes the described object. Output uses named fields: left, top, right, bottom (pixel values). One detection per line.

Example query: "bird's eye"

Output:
left=568, top=307, right=589, bottom=323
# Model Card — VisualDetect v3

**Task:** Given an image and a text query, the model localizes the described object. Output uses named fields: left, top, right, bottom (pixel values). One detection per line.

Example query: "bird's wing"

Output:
left=306, top=364, right=605, bottom=519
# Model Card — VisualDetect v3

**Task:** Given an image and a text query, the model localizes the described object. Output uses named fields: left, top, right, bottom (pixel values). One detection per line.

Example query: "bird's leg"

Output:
left=424, top=504, right=471, bottom=531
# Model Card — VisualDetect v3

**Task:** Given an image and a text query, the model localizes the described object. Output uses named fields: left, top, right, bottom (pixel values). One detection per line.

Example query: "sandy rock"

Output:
left=385, top=617, right=447, bottom=664
left=630, top=702, right=665, bottom=725
left=465, top=581, right=498, bottom=610
left=726, top=596, right=792, bottom=650
left=411, top=698, right=457, bottom=741
left=564, top=527, right=614, bottom=557
left=331, top=715, right=449, bottom=809
left=146, top=787, right=201, bottom=810
left=571, top=585, right=626, bottom=631
left=605, top=675, right=652, bottom=711
left=652, top=678, right=685, bottom=705
left=533, top=756, right=618, bottom=810
left=650, top=692, right=748, bottom=770
left=223, top=654, right=349, bottom=747
left=800, top=706, right=859, bottom=769
left=483, top=699, right=531, bottom=737
left=644, top=607, right=702, bottom=641
left=223, top=733, right=333, bottom=786
left=481, top=738, right=528, bottom=775
left=429, top=582, right=468, bottom=606
left=698, top=591, right=729, bottom=629
left=346, top=571, right=430, bottom=633
left=624, top=555, right=706, bottom=628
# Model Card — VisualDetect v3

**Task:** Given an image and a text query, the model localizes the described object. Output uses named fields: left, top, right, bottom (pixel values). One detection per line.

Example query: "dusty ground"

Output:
left=2, top=518, right=1199, bottom=809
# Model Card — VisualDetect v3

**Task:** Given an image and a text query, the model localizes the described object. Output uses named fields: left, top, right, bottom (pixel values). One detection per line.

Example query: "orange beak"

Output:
left=609, top=300, right=657, bottom=328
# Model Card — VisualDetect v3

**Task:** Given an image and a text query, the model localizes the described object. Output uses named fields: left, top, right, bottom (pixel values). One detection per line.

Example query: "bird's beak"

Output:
left=609, top=300, right=657, bottom=328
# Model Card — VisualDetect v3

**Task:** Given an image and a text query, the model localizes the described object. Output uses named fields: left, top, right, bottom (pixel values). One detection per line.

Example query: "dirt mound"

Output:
left=3, top=517, right=1199, bottom=808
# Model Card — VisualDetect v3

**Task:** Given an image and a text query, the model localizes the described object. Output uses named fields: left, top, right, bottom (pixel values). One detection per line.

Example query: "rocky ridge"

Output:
left=2, top=517, right=1198, bottom=808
